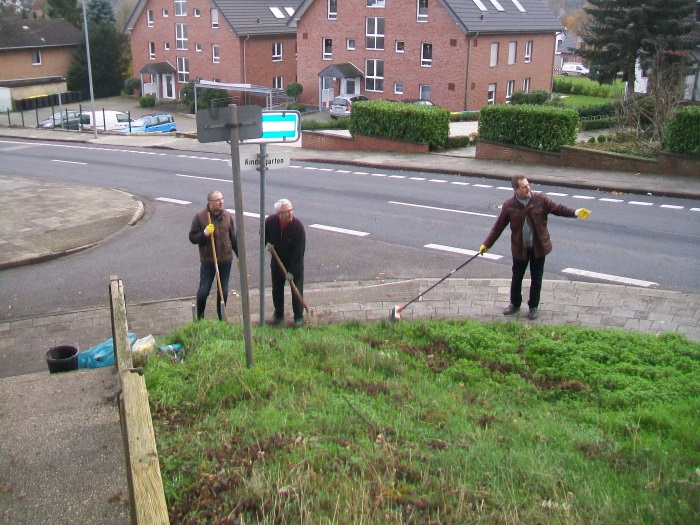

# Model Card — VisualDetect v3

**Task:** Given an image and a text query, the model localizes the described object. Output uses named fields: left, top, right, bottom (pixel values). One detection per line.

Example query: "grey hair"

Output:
left=274, top=198, right=292, bottom=212
left=207, top=190, right=222, bottom=201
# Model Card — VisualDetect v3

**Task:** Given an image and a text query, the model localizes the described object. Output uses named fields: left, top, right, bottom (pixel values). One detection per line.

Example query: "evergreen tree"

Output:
left=46, top=0, right=81, bottom=27
left=576, top=0, right=697, bottom=96
left=86, top=0, right=115, bottom=26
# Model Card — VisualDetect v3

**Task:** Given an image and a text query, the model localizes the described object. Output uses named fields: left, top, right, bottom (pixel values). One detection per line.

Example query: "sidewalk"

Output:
left=1, top=105, right=699, bottom=524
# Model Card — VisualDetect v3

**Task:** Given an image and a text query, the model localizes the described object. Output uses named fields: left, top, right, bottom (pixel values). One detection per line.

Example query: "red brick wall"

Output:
left=475, top=139, right=700, bottom=177
left=302, top=131, right=429, bottom=154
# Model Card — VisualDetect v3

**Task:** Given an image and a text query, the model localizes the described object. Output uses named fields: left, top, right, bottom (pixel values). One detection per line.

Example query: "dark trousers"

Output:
left=270, top=263, right=304, bottom=321
left=196, top=261, right=231, bottom=320
left=510, top=249, right=545, bottom=308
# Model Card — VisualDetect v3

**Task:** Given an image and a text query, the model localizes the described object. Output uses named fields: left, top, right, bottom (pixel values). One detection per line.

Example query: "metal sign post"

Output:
left=258, top=143, right=267, bottom=325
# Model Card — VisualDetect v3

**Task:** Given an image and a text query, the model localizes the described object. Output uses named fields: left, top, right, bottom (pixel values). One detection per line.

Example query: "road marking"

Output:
left=660, top=204, right=684, bottom=210
left=429, top=179, right=447, bottom=183
left=52, top=159, right=86, bottom=165
left=337, top=169, right=352, bottom=173
left=473, top=184, right=492, bottom=188
left=629, top=201, right=654, bottom=206
left=425, top=243, right=502, bottom=260
left=310, top=224, right=370, bottom=237
left=451, top=181, right=470, bottom=186
left=547, top=192, right=568, bottom=197
left=572, top=195, right=595, bottom=199
left=156, top=197, right=191, bottom=205
left=226, top=208, right=259, bottom=218
left=409, top=177, right=426, bottom=181
left=600, top=198, right=624, bottom=202
left=371, top=173, right=387, bottom=177
left=176, top=173, right=231, bottom=183
left=497, top=186, right=512, bottom=191
left=389, top=175, right=406, bottom=179
left=562, top=268, right=659, bottom=288
left=389, top=200, right=497, bottom=218
left=353, top=171, right=369, bottom=175
left=318, top=168, right=334, bottom=172
left=691, top=208, right=700, bottom=212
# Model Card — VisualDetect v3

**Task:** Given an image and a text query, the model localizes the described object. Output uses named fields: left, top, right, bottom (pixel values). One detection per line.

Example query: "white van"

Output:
left=561, top=63, right=590, bottom=77
left=80, top=110, right=134, bottom=131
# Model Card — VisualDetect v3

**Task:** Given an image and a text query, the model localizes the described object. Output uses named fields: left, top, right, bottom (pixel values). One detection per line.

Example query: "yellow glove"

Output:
left=575, top=208, right=591, bottom=220
left=479, top=244, right=488, bottom=255
left=205, top=223, right=215, bottom=235
left=236, top=259, right=240, bottom=268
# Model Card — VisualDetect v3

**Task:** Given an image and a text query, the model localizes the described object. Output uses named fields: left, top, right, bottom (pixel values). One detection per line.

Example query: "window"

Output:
left=487, top=83, right=496, bottom=104
left=31, top=50, right=41, bottom=65
left=194, top=8, right=200, bottom=16
left=272, top=42, right=282, bottom=61
left=328, top=0, right=337, bottom=19
left=490, top=42, right=498, bottom=67
left=394, top=82, right=404, bottom=94
left=176, top=24, right=188, bottom=50
left=147, top=9, right=153, bottom=26
left=419, top=84, right=431, bottom=100
left=175, top=0, right=186, bottom=16
left=148, top=42, right=155, bottom=59
left=323, top=38, right=332, bottom=60
left=177, top=56, right=190, bottom=83
left=212, top=45, right=219, bottom=63
left=508, top=41, right=516, bottom=65
left=366, top=17, right=385, bottom=50
left=347, top=38, right=355, bottom=50
left=524, top=40, right=532, bottom=63
left=417, top=0, right=428, bottom=22
left=367, top=0, right=385, bottom=6
left=395, top=40, right=404, bottom=53
left=162, top=8, right=168, bottom=16
left=421, top=42, right=432, bottom=67
left=164, top=42, right=170, bottom=50
left=506, top=80, right=514, bottom=101
left=365, top=59, right=384, bottom=91
left=211, top=9, right=219, bottom=28
left=195, top=43, right=201, bottom=52
left=273, top=76, right=283, bottom=89
left=523, top=77, right=530, bottom=92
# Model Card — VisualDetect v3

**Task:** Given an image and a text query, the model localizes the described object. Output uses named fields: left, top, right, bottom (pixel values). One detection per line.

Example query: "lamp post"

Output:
left=81, top=0, right=97, bottom=139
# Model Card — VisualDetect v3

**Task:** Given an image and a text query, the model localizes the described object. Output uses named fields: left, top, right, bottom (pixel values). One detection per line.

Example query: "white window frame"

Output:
left=394, top=82, right=404, bottom=94
left=323, top=38, right=332, bottom=60
left=328, top=0, right=337, bottom=20
left=212, top=45, right=220, bottom=63
left=195, top=43, right=201, bottom=52
left=523, top=77, right=530, bottom=92
left=175, top=0, right=186, bottom=17
left=347, top=38, right=355, bottom=50
left=366, top=17, right=385, bottom=50
left=396, top=40, right=405, bottom=53
left=31, top=50, right=41, bottom=65
left=490, top=42, right=498, bottom=67
left=419, top=84, right=430, bottom=100
left=417, top=0, right=428, bottom=22
left=176, top=23, right=188, bottom=50
left=147, top=9, right=154, bottom=27
left=194, top=8, right=200, bottom=17
left=365, top=58, right=384, bottom=92
left=211, top=9, right=219, bottom=28
left=273, top=76, right=284, bottom=89
left=148, top=42, right=155, bottom=59
left=421, top=42, right=432, bottom=67
left=508, top=41, right=516, bottom=65
left=177, top=56, right=190, bottom=83
left=487, top=83, right=496, bottom=104
left=162, top=8, right=168, bottom=16
left=506, top=80, right=515, bottom=101
left=164, top=42, right=170, bottom=50
left=525, top=40, right=532, bottom=63
left=272, top=42, right=283, bottom=61
left=366, top=0, right=385, bottom=7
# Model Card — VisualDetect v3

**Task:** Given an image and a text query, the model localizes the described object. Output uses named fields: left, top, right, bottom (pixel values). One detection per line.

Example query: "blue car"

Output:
left=122, top=113, right=177, bottom=133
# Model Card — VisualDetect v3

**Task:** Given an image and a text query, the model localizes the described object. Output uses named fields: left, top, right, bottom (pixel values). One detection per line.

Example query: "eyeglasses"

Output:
left=209, top=198, right=224, bottom=203
left=280, top=208, right=293, bottom=214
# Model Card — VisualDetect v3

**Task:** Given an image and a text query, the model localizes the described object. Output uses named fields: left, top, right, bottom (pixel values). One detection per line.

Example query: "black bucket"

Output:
left=46, top=343, right=79, bottom=373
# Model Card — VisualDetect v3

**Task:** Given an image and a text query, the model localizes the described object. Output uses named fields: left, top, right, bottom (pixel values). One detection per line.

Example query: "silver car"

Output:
left=330, top=95, right=369, bottom=119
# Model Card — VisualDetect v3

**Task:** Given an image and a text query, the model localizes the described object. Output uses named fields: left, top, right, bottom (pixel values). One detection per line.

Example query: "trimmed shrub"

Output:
left=444, top=135, right=472, bottom=149
left=285, top=102, right=306, bottom=112
left=301, top=119, right=349, bottom=131
left=588, top=136, right=596, bottom=143
left=597, top=134, right=607, bottom=143
left=124, top=78, right=140, bottom=96
left=139, top=95, right=155, bottom=108
left=285, top=83, right=303, bottom=101
left=662, top=105, right=700, bottom=156
left=450, top=111, right=480, bottom=122
left=509, top=89, right=549, bottom=105
left=577, top=102, right=623, bottom=119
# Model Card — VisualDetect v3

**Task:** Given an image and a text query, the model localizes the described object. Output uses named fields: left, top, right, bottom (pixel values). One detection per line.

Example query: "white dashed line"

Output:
left=629, top=201, right=654, bottom=206
left=309, top=224, right=370, bottom=237
left=473, top=184, right=492, bottom=188
left=226, top=208, right=259, bottom=219
left=409, top=177, right=426, bottom=181
left=600, top=198, right=624, bottom=202
left=389, top=175, right=406, bottom=179
left=176, top=173, right=231, bottom=183
left=52, top=160, right=86, bottom=165
left=156, top=197, right=191, bottom=205
left=546, top=192, right=568, bottom=197
left=497, top=186, right=512, bottom=191
left=451, top=182, right=470, bottom=186
left=572, top=195, right=596, bottom=200
left=353, top=171, right=369, bottom=175
left=660, top=204, right=684, bottom=210
left=429, top=179, right=447, bottom=183
left=371, top=173, right=387, bottom=177
left=425, top=243, right=502, bottom=260
left=562, top=268, right=659, bottom=288
left=691, top=208, right=700, bottom=212
left=389, top=201, right=497, bottom=218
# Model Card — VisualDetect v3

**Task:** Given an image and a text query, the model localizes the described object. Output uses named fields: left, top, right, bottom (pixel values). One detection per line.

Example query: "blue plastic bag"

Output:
left=78, top=333, right=137, bottom=369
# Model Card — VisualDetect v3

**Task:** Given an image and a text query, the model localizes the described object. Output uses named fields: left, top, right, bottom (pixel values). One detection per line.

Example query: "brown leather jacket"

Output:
left=483, top=192, right=576, bottom=260
left=189, top=208, right=238, bottom=264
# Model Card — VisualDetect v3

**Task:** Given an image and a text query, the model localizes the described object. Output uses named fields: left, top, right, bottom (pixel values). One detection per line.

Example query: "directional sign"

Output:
left=243, top=110, right=301, bottom=144
left=196, top=105, right=262, bottom=143
left=234, top=151, right=291, bottom=171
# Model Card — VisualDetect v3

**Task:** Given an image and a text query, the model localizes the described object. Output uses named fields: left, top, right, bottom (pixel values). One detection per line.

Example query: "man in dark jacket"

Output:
left=189, top=190, right=238, bottom=320
left=264, top=198, right=306, bottom=326
left=479, top=175, right=590, bottom=320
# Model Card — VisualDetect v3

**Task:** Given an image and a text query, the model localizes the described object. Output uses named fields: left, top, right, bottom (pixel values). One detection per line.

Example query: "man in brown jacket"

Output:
left=479, top=175, right=590, bottom=320
left=189, top=190, right=238, bottom=320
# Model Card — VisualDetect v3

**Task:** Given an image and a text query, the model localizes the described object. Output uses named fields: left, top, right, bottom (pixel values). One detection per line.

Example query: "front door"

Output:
left=163, top=75, right=174, bottom=99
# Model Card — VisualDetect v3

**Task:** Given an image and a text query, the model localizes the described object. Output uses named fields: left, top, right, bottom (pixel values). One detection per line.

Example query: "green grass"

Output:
left=560, top=94, right=615, bottom=107
left=144, top=319, right=700, bottom=524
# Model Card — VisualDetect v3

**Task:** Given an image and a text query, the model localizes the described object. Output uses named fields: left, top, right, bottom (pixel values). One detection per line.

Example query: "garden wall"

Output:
left=475, top=139, right=699, bottom=178
left=302, top=131, right=429, bottom=154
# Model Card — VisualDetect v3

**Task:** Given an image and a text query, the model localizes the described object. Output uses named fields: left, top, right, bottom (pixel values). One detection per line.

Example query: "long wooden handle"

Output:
left=269, top=244, right=308, bottom=312
left=207, top=212, right=228, bottom=322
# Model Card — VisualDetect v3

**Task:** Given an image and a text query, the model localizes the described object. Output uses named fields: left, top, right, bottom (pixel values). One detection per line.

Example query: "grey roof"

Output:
left=559, top=33, right=581, bottom=54
left=293, top=0, right=561, bottom=34
left=140, top=61, right=176, bottom=75
left=0, top=18, right=82, bottom=50
left=211, top=0, right=299, bottom=36
left=318, top=62, right=364, bottom=78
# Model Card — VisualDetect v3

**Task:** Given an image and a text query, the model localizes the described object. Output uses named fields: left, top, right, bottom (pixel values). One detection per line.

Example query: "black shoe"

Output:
left=266, top=315, right=283, bottom=326
left=503, top=304, right=521, bottom=316
left=293, top=317, right=304, bottom=327
left=528, top=307, right=539, bottom=320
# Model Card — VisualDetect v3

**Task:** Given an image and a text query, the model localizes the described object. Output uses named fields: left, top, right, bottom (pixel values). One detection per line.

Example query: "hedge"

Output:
left=662, top=105, right=700, bottom=157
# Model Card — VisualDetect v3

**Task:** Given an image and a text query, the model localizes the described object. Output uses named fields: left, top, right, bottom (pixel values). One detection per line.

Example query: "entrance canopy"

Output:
left=318, top=62, right=364, bottom=79
left=140, top=62, right=176, bottom=75
left=194, top=80, right=290, bottom=111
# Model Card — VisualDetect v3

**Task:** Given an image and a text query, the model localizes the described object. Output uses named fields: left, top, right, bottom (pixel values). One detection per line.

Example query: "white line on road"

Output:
left=371, top=173, right=388, bottom=177
left=176, top=173, right=231, bottom=183
left=497, top=186, right=512, bottom=191
left=629, top=201, right=654, bottom=206
left=156, top=197, right=191, bottom=205
left=451, top=181, right=470, bottom=186
left=691, top=208, right=700, bottom=212
left=599, top=198, right=624, bottom=202
left=226, top=208, right=259, bottom=218
left=309, top=224, right=370, bottom=237
left=52, top=159, right=86, bottom=165
left=389, top=175, right=406, bottom=179
left=409, top=177, right=426, bottom=181
left=473, top=184, right=492, bottom=188
left=425, top=243, right=502, bottom=260
left=660, top=204, right=684, bottom=210
left=572, top=195, right=596, bottom=200
left=429, top=179, right=447, bottom=183
left=562, top=268, right=659, bottom=288
left=353, top=171, right=369, bottom=175
left=546, top=192, right=568, bottom=197
left=389, top=200, right=497, bottom=218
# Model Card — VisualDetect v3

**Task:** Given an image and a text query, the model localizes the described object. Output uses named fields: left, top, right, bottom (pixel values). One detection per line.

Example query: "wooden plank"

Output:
left=110, top=275, right=133, bottom=371
left=120, top=371, right=169, bottom=524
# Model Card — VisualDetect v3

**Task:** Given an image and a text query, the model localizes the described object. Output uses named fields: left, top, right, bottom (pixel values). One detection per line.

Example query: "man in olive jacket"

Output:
left=189, top=190, right=238, bottom=320
left=479, top=175, right=590, bottom=320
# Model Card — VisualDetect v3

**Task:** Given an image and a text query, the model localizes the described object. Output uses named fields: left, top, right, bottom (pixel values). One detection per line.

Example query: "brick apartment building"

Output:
left=292, top=0, right=562, bottom=112
left=125, top=0, right=297, bottom=104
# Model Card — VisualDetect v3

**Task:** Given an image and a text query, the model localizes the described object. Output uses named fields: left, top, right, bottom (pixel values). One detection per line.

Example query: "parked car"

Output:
left=560, top=63, right=590, bottom=76
left=80, top=110, right=134, bottom=131
left=121, top=113, right=177, bottom=133
left=402, top=98, right=436, bottom=106
left=37, top=110, right=81, bottom=129
left=330, top=95, right=369, bottom=119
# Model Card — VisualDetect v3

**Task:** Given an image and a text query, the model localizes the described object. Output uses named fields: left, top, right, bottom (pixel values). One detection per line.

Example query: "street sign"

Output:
left=236, top=151, right=291, bottom=171
left=243, top=110, right=301, bottom=144
left=196, top=105, right=262, bottom=143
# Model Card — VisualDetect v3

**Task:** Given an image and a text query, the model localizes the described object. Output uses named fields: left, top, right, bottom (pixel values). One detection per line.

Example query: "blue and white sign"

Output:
left=243, top=110, right=301, bottom=144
